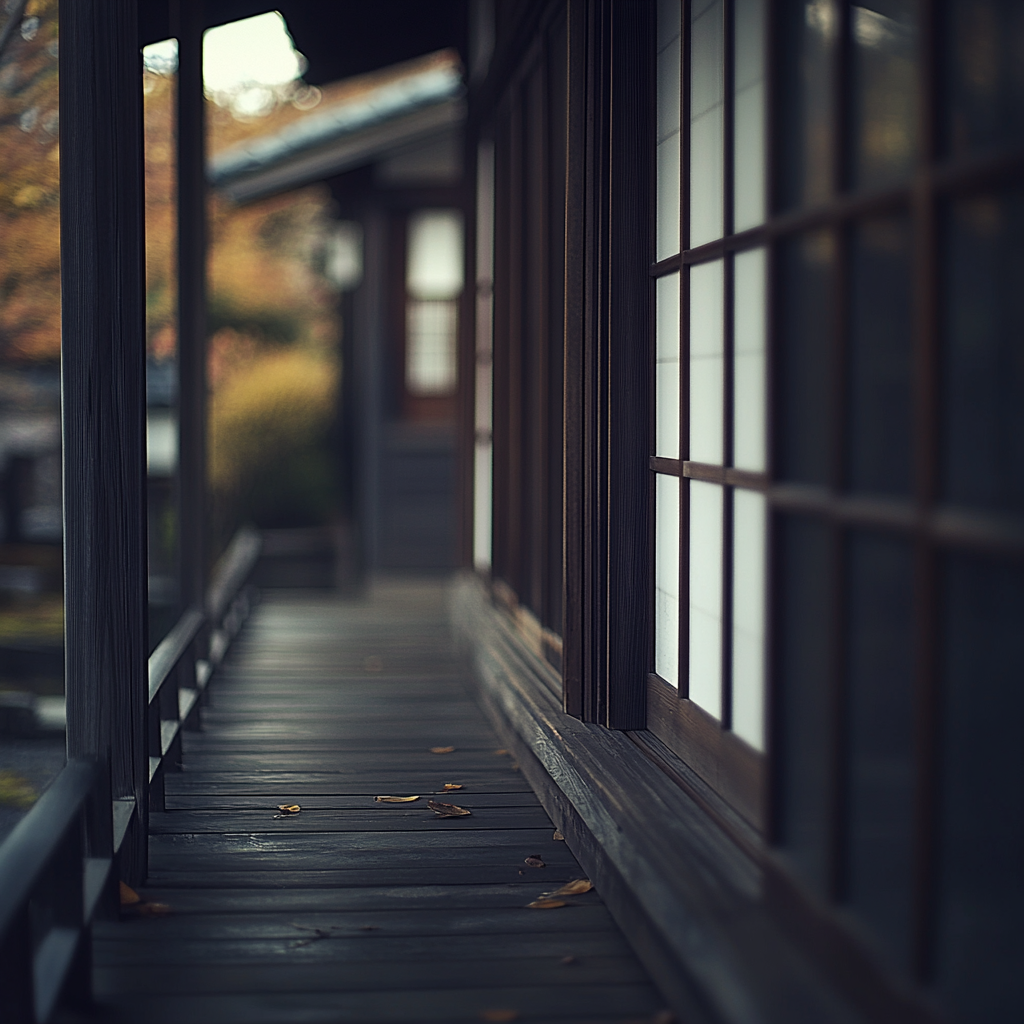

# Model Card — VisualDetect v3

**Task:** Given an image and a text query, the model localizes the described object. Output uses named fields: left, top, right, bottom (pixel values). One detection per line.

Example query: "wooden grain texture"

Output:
left=59, top=0, right=148, bottom=883
left=92, top=582, right=664, bottom=1022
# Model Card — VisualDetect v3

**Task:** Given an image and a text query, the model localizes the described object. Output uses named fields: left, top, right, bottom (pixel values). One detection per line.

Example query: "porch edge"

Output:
left=450, top=572, right=941, bottom=1024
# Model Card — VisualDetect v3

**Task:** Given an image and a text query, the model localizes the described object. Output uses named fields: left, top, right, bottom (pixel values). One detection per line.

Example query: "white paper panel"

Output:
left=656, top=273, right=681, bottom=459
left=655, top=474, right=681, bottom=687
left=688, top=480, right=723, bottom=717
left=689, top=260, right=724, bottom=464
left=731, top=488, right=767, bottom=749
left=733, top=247, right=767, bottom=471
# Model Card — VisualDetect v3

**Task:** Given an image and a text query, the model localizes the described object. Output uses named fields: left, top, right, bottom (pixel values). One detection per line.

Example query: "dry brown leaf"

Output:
left=374, top=795, right=420, bottom=803
left=277, top=804, right=301, bottom=814
left=428, top=799, right=472, bottom=818
left=480, top=1011, right=518, bottom=1022
left=137, top=901, right=172, bottom=917
left=119, top=882, right=141, bottom=906
left=527, top=898, right=567, bottom=909
left=523, top=855, right=546, bottom=868
left=548, top=878, right=593, bottom=896
left=121, top=883, right=171, bottom=917
left=430, top=746, right=455, bottom=754
left=552, top=830, right=565, bottom=841
left=440, top=783, right=464, bottom=791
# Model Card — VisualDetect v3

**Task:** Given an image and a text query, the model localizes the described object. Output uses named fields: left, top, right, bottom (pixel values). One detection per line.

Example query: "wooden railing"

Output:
left=0, top=526, right=261, bottom=1024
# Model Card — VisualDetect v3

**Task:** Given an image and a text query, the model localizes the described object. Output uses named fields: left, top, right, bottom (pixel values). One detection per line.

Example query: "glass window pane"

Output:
left=406, top=299, right=457, bottom=395
left=943, top=0, right=1024, bottom=159
left=777, top=0, right=836, bottom=209
left=942, top=191, right=1024, bottom=516
left=733, top=0, right=766, bottom=231
left=776, top=513, right=835, bottom=897
left=656, top=273, right=681, bottom=459
left=657, top=0, right=682, bottom=260
left=688, top=479, right=723, bottom=717
left=407, top=209, right=464, bottom=299
left=689, top=0, right=725, bottom=247
left=936, top=552, right=1024, bottom=1021
left=844, top=532, right=915, bottom=969
left=655, top=474, right=681, bottom=686
left=850, top=2, right=918, bottom=190
left=733, top=248, right=767, bottom=472
left=848, top=215, right=912, bottom=496
left=777, top=230, right=836, bottom=485
left=731, top=488, right=766, bottom=750
left=689, top=259, right=724, bottom=464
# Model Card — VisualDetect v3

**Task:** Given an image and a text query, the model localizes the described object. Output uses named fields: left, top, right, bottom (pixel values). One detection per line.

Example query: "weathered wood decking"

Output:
left=92, top=580, right=666, bottom=1023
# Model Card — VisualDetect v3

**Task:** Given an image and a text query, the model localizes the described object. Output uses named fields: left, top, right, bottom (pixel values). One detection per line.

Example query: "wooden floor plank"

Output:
left=123, top=883, right=591, bottom=914
left=92, top=587, right=663, bottom=1023
left=166, top=793, right=541, bottom=810
left=92, top=985, right=663, bottom=1024
left=94, top=954, right=648, bottom=996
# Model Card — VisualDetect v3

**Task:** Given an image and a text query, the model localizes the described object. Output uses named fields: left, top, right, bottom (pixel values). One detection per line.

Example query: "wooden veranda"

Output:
left=90, top=580, right=666, bottom=1024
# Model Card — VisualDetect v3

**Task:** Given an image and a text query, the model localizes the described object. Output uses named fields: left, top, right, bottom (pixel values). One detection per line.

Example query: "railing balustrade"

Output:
left=0, top=526, right=261, bottom=1024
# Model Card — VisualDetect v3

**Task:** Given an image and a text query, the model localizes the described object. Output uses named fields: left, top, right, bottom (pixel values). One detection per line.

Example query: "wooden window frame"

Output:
left=650, top=0, right=1024, bottom=981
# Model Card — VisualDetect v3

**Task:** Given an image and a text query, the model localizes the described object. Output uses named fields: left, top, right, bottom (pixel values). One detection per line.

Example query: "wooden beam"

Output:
left=60, top=0, right=149, bottom=883
left=173, top=0, right=209, bottom=612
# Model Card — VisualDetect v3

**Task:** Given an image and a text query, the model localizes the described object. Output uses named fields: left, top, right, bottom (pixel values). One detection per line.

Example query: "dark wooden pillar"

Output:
left=60, top=0, right=149, bottom=883
left=173, top=0, right=208, bottom=612
left=356, top=209, right=386, bottom=572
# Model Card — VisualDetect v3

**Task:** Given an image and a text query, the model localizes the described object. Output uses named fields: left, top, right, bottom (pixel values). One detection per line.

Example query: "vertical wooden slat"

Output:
left=562, top=0, right=588, bottom=717
left=721, top=0, right=736, bottom=728
left=60, top=0, right=149, bottom=884
left=605, top=0, right=654, bottom=729
left=174, top=0, right=208, bottom=611
left=678, top=0, right=692, bottom=700
left=910, top=0, right=940, bottom=983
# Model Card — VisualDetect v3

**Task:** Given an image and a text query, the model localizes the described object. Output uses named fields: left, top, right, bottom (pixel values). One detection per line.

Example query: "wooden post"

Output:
left=173, top=0, right=208, bottom=614
left=60, top=0, right=149, bottom=883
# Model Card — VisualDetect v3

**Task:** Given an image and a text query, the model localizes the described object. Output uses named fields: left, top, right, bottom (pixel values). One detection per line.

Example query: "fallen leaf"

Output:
left=527, top=898, right=567, bottom=909
left=494, top=749, right=508, bottom=755
left=120, top=883, right=171, bottom=917
left=480, top=1011, right=518, bottom=1022
left=374, top=795, right=420, bottom=803
left=291, top=923, right=336, bottom=946
left=560, top=955, right=577, bottom=966
left=428, top=799, right=472, bottom=818
left=119, top=882, right=141, bottom=906
left=552, top=830, right=565, bottom=841
left=137, top=902, right=172, bottom=917
left=440, top=783, right=464, bottom=791
left=277, top=804, right=301, bottom=814
left=523, top=855, right=546, bottom=868
left=430, top=746, right=455, bottom=754
left=548, top=878, right=593, bottom=896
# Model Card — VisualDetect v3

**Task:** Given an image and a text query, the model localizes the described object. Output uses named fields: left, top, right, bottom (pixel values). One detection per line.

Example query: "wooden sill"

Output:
left=646, top=675, right=766, bottom=833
